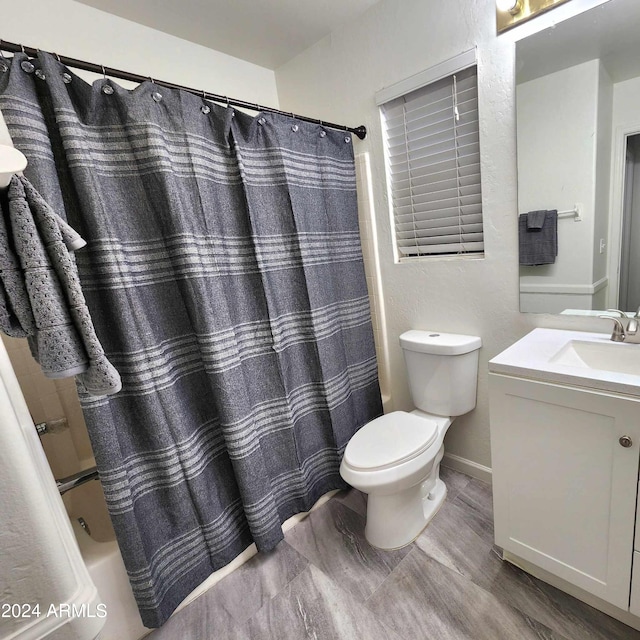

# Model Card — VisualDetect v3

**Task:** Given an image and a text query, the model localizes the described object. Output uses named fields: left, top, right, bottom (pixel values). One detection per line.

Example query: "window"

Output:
left=378, top=52, right=483, bottom=259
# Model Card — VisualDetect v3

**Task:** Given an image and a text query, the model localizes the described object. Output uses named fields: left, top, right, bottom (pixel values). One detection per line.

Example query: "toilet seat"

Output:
left=343, top=411, right=438, bottom=471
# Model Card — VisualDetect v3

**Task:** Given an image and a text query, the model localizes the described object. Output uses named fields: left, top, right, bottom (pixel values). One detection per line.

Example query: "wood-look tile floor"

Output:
left=147, top=467, right=640, bottom=639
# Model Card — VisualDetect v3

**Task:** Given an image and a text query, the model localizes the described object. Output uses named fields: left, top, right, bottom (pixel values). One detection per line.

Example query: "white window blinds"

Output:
left=381, top=65, right=483, bottom=258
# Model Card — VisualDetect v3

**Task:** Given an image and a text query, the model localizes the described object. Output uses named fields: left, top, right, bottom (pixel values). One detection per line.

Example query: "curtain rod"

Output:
left=0, top=39, right=367, bottom=140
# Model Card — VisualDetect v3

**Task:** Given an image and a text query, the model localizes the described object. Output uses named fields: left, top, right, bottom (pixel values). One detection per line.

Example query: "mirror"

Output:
left=516, top=0, right=640, bottom=314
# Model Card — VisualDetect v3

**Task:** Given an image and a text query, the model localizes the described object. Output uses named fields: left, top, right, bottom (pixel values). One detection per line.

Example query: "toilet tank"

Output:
left=399, top=330, right=482, bottom=417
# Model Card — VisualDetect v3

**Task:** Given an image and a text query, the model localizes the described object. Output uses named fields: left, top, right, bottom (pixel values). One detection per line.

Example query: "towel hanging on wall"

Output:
left=519, top=209, right=558, bottom=266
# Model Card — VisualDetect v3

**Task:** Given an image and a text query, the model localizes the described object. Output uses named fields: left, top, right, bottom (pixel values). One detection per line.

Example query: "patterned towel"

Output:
left=0, top=175, right=121, bottom=395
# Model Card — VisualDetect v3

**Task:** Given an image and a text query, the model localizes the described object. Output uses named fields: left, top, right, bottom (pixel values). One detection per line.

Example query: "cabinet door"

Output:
left=490, top=374, right=640, bottom=609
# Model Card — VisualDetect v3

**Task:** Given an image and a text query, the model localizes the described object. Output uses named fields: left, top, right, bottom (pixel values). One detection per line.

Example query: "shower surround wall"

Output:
left=274, top=0, right=614, bottom=478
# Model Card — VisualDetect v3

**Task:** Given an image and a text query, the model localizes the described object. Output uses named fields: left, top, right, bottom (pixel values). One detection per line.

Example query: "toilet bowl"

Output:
left=340, top=330, right=481, bottom=549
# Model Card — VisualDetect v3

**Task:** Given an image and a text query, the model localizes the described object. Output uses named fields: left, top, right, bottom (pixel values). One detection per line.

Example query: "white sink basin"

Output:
left=550, top=340, right=640, bottom=375
left=489, top=328, right=640, bottom=396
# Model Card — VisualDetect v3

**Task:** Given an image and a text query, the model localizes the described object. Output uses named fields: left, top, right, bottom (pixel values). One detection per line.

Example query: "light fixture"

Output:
left=496, top=0, right=523, bottom=16
left=496, top=0, right=572, bottom=34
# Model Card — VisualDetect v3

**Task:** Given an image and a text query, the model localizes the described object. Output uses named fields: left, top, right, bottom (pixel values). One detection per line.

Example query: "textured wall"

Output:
left=1, top=0, right=278, bottom=108
left=274, top=0, right=613, bottom=471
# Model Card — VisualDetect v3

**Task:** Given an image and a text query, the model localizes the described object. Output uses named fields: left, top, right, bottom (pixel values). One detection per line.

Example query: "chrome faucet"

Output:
left=599, top=315, right=625, bottom=342
left=600, top=309, right=640, bottom=343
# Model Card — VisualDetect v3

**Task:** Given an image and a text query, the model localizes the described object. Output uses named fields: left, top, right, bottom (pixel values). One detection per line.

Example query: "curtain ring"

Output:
left=202, top=89, right=206, bottom=99
left=226, top=96, right=230, bottom=108
left=20, top=44, right=25, bottom=54
left=102, top=65, right=107, bottom=80
left=149, top=76, right=155, bottom=84
left=54, top=52, right=61, bottom=63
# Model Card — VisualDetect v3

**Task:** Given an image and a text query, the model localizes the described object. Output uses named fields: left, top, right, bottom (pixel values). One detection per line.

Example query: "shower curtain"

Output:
left=0, top=52, right=382, bottom=627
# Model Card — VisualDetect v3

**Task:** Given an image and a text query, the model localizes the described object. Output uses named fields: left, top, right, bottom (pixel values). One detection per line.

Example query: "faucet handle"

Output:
left=599, top=315, right=626, bottom=342
left=606, top=309, right=639, bottom=334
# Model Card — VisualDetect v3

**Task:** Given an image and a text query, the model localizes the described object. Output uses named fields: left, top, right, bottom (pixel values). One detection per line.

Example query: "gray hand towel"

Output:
left=519, top=209, right=558, bottom=266
left=526, top=210, right=547, bottom=230
left=0, top=175, right=121, bottom=396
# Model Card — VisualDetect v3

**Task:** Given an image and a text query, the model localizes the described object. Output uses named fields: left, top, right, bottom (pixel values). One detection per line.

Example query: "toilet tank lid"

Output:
left=399, top=330, right=482, bottom=355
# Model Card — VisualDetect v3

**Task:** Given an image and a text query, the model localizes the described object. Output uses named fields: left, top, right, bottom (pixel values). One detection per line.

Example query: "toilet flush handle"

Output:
left=619, top=435, right=633, bottom=448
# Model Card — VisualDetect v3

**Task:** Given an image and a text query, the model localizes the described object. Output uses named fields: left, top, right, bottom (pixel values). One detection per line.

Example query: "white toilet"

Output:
left=340, top=329, right=482, bottom=549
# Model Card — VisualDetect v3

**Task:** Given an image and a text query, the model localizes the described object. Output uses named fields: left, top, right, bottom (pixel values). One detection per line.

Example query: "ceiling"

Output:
left=516, top=0, right=640, bottom=85
left=76, top=0, right=380, bottom=70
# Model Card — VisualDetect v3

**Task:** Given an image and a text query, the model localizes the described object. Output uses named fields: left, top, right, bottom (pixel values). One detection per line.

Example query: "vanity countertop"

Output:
left=489, top=328, right=640, bottom=397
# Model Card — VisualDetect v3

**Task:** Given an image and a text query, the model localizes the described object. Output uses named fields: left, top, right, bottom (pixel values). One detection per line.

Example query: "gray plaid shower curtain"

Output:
left=0, top=52, right=382, bottom=627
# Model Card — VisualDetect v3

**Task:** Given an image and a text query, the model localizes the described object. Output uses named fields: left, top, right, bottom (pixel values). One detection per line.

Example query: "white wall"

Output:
left=274, top=0, right=613, bottom=471
left=1, top=0, right=278, bottom=108
left=612, top=76, right=640, bottom=132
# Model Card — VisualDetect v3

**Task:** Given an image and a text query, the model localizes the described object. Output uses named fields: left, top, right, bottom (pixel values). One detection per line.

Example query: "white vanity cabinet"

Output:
left=490, top=372, right=640, bottom=612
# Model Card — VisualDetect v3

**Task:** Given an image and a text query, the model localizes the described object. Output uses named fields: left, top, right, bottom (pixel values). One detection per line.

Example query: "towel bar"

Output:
left=557, top=203, right=582, bottom=221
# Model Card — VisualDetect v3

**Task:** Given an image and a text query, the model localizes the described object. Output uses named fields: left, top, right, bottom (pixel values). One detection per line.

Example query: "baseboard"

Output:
left=442, top=452, right=492, bottom=485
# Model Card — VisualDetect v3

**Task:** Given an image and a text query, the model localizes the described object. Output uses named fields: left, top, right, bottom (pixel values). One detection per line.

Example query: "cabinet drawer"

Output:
left=631, top=552, right=640, bottom=616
